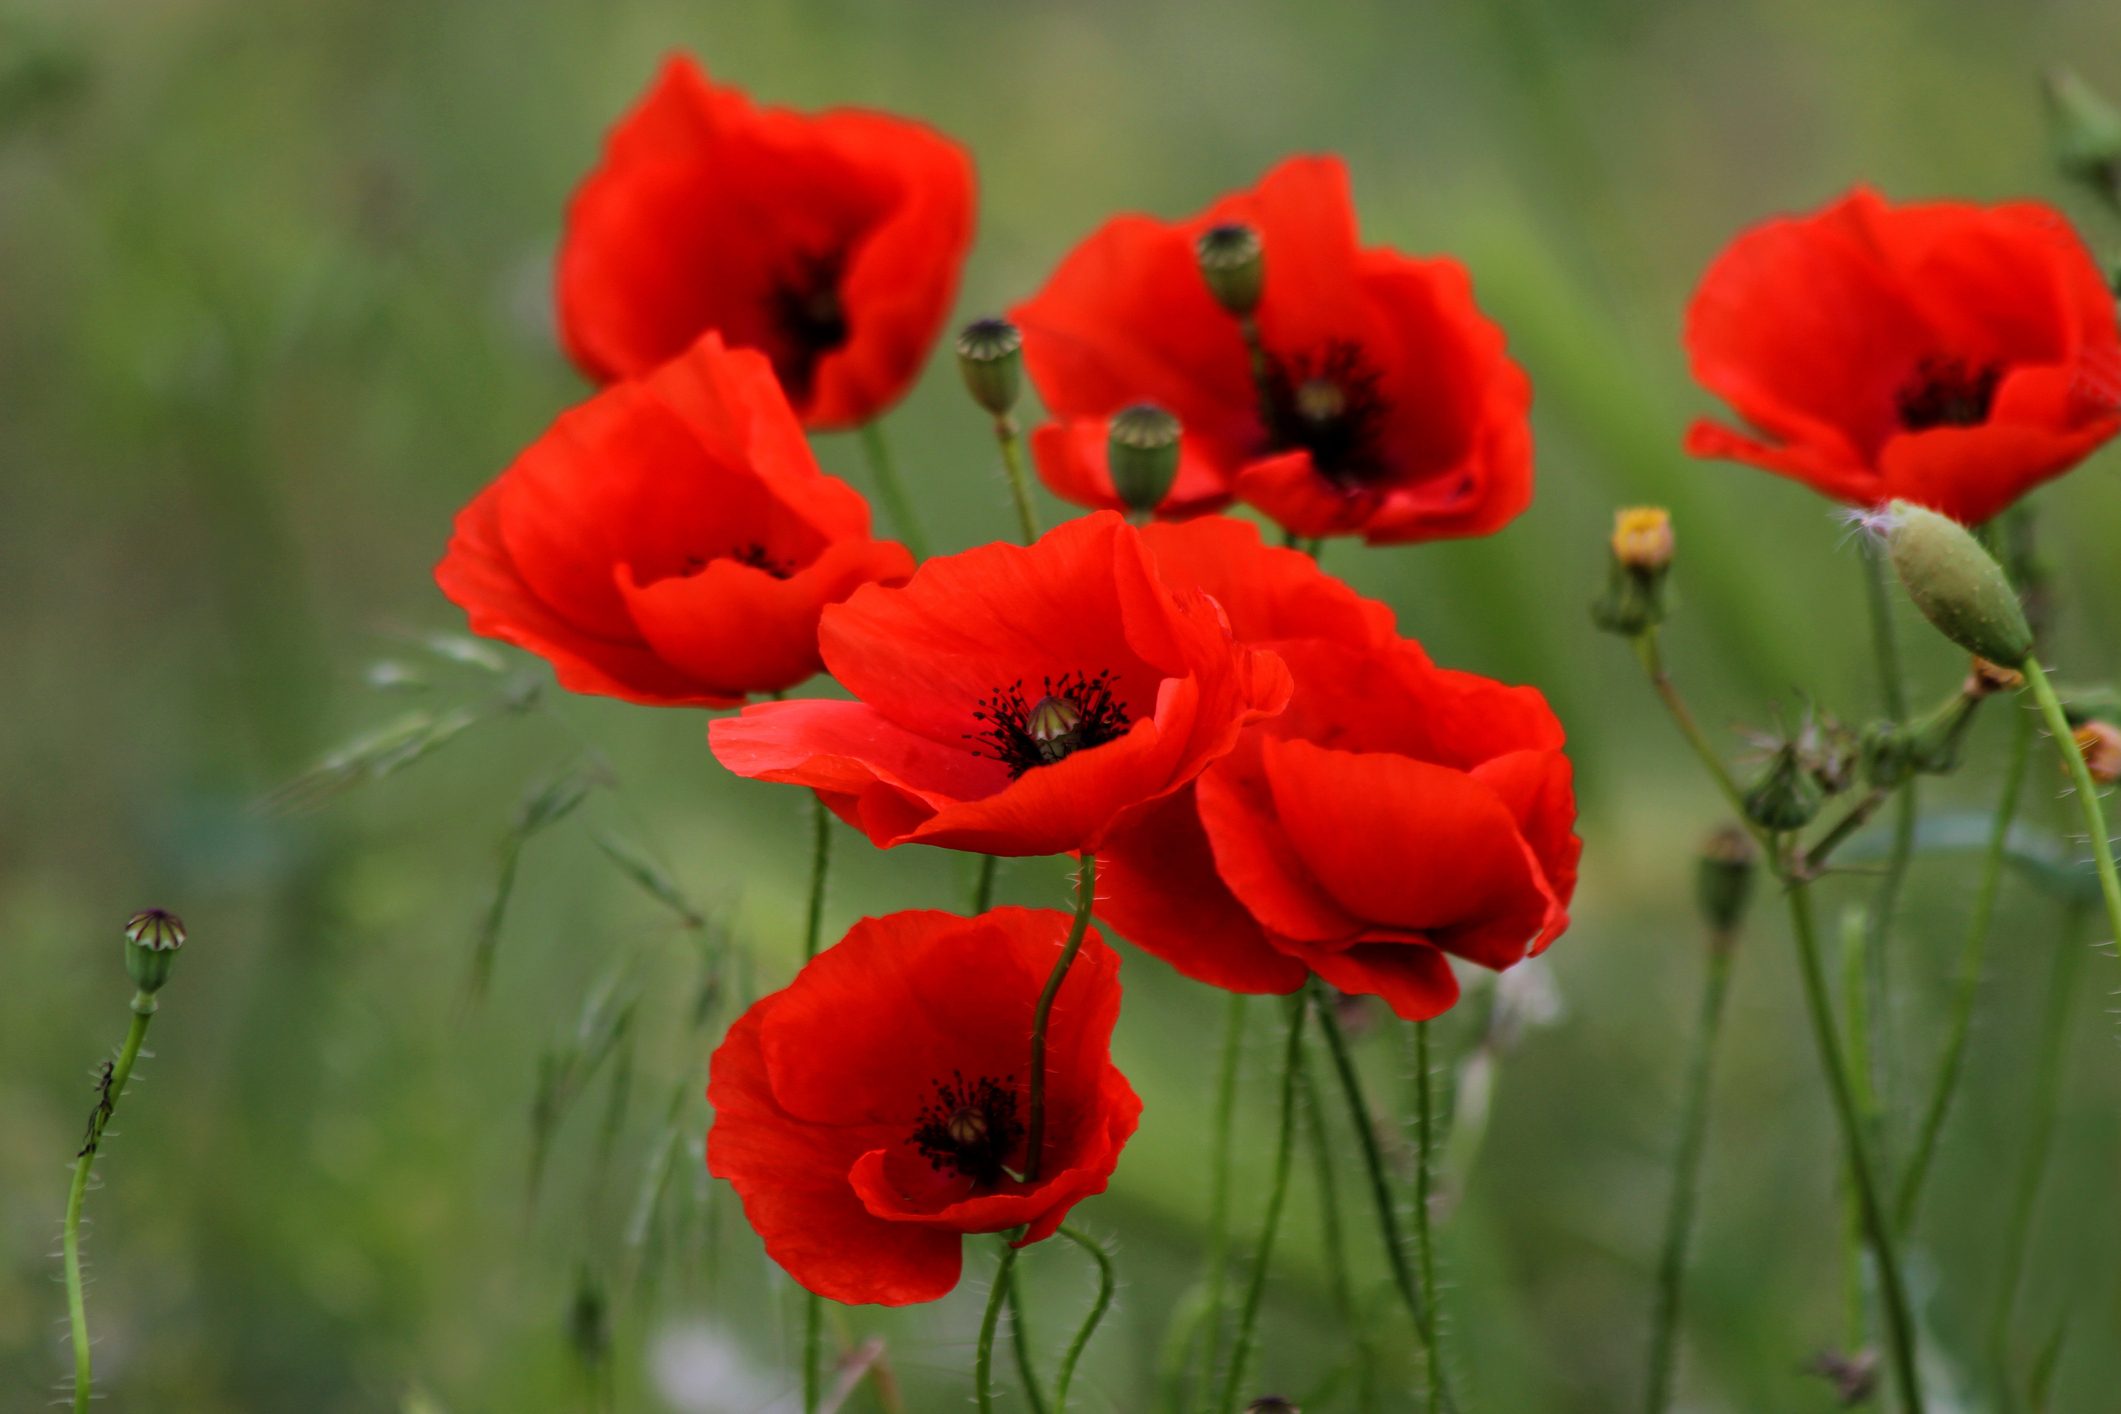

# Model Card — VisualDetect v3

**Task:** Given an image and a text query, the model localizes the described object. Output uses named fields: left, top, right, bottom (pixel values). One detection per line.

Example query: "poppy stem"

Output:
left=801, top=1293, right=823, bottom=1414
left=1782, top=876, right=1925, bottom=1414
left=995, top=415, right=1042, bottom=543
left=858, top=420, right=929, bottom=560
left=973, top=855, right=1000, bottom=912
left=1899, top=702, right=2033, bottom=1230
left=1006, top=1264, right=1054, bottom=1414
left=1642, top=924, right=1737, bottom=1414
left=1313, top=983, right=1458, bottom=1412
left=2023, top=657, right=2121, bottom=951
left=1857, top=536, right=1910, bottom=1166
left=1217, top=990, right=1309, bottom=1412
left=1411, top=1017, right=1445, bottom=1414
left=1024, top=854, right=1098, bottom=1184
left=1300, top=1052, right=1377, bottom=1413
left=64, top=994, right=159, bottom=1414
left=1628, top=629, right=1769, bottom=852
left=1196, top=991, right=1249, bottom=1412
left=1052, top=1225, right=1117, bottom=1411
left=974, top=1241, right=1021, bottom=1414
left=799, top=789, right=834, bottom=1414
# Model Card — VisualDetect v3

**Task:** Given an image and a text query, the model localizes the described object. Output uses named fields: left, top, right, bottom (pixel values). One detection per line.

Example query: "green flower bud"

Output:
left=1744, top=743, right=1823, bottom=832
left=2044, top=68, right=2121, bottom=204
left=1591, top=507, right=1674, bottom=636
left=1107, top=403, right=1183, bottom=513
left=955, top=317, right=1023, bottom=417
left=1695, top=826, right=1756, bottom=937
left=1196, top=222, right=1265, bottom=318
left=1883, top=500, right=2034, bottom=667
left=123, top=908, right=185, bottom=999
left=1860, top=721, right=1913, bottom=790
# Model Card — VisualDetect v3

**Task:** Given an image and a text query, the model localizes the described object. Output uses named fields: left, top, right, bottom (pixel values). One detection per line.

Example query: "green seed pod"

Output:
left=1196, top=222, right=1265, bottom=317
left=1695, top=826, right=1756, bottom=936
left=1744, top=743, right=1823, bottom=832
left=954, top=317, right=1023, bottom=417
left=1107, top=403, right=1183, bottom=513
left=123, top=908, right=185, bottom=997
left=1883, top=500, right=2034, bottom=668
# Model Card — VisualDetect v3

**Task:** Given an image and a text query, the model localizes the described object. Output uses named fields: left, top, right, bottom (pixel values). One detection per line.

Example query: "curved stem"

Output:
left=2024, top=658, right=2121, bottom=950
left=65, top=999, right=156, bottom=1413
left=1218, top=992, right=1309, bottom=1412
left=1301, top=1047, right=1377, bottom=1413
left=1630, top=630, right=1766, bottom=849
left=1412, top=1019, right=1445, bottom=1414
left=1053, top=1226, right=1116, bottom=1411
left=858, top=420, right=929, bottom=560
left=1643, top=933, right=1736, bottom=1414
left=1899, top=704, right=2034, bottom=1229
left=1006, top=1264, right=1054, bottom=1414
left=1784, top=882, right=1925, bottom=1414
left=1197, top=992, right=1248, bottom=1410
left=975, top=1241, right=1020, bottom=1414
left=1025, top=856, right=1098, bottom=1183
left=995, top=416, right=1041, bottom=544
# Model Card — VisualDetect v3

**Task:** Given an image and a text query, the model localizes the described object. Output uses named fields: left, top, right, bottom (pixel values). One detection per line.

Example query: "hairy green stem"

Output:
left=859, top=420, right=929, bottom=559
left=976, top=1241, right=1020, bottom=1414
left=1899, top=705, right=2034, bottom=1229
left=1630, top=630, right=1766, bottom=848
left=1025, top=856, right=1098, bottom=1183
left=1007, top=1265, right=1054, bottom=1414
left=2024, top=659, right=2121, bottom=950
left=64, top=996, right=157, bottom=1413
left=1413, top=1019, right=1445, bottom=1414
left=1301, top=1048, right=1376, bottom=1413
left=1197, top=992, right=1249, bottom=1411
left=1785, top=882, right=1925, bottom=1413
left=1219, top=992, right=1309, bottom=1412
left=1054, top=1226, right=1117, bottom=1411
left=995, top=415, right=1041, bottom=544
left=1643, top=934, right=1736, bottom=1414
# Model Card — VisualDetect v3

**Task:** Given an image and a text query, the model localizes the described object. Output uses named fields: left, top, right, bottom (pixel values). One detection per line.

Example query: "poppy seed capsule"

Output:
left=1195, top=222, right=1265, bottom=317
left=955, top=317, right=1023, bottom=417
left=123, top=907, right=186, bottom=998
left=1026, top=694, right=1086, bottom=764
left=1107, top=403, right=1183, bottom=512
left=1696, top=826, right=1756, bottom=936
left=1883, top=500, right=2035, bottom=667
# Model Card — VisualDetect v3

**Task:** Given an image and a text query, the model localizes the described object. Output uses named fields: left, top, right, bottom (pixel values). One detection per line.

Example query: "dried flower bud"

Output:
left=2073, top=719, right=2121, bottom=785
left=1966, top=656, right=2025, bottom=698
left=1107, top=403, right=1183, bottom=513
left=1592, top=507, right=1674, bottom=636
left=123, top=908, right=186, bottom=998
left=2044, top=68, right=2121, bottom=206
left=1196, top=222, right=1265, bottom=317
left=1695, top=826, right=1756, bottom=937
left=1882, top=500, right=2034, bottom=668
left=955, top=317, right=1023, bottom=417
left=1744, top=742, right=1823, bottom=832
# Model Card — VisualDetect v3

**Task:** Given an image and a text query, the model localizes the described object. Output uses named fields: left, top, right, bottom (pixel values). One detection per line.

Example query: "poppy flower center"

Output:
left=1896, top=355, right=2003, bottom=432
left=771, top=252, right=852, bottom=404
left=968, top=670, right=1131, bottom=778
left=681, top=543, right=795, bottom=579
left=911, top=1071, right=1023, bottom=1187
left=1260, top=340, right=1393, bottom=488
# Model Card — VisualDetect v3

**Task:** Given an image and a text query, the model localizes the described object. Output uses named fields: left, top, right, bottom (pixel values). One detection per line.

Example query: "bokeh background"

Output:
left=5, top=0, right=2121, bottom=1409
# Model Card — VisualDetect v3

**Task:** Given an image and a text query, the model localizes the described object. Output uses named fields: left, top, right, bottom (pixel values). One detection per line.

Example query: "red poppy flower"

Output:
left=436, top=332, right=913, bottom=707
left=1686, top=187, right=2121, bottom=526
left=558, top=55, right=976, bottom=429
left=708, top=512, right=1293, bottom=857
left=707, top=908, right=1141, bottom=1306
left=1095, top=517, right=1578, bottom=1019
left=1011, top=156, right=1534, bottom=543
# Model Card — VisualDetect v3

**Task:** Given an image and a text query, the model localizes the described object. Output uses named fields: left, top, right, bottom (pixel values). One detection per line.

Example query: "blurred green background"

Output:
left=5, top=0, right=2121, bottom=1409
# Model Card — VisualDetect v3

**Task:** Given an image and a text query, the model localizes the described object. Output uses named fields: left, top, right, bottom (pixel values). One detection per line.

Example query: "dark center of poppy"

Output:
left=1895, top=355, right=2003, bottom=432
left=967, top=670, right=1131, bottom=778
left=911, top=1071, right=1023, bottom=1187
left=770, top=252, right=851, bottom=406
left=1259, top=339, right=1393, bottom=488
left=681, top=543, right=794, bottom=579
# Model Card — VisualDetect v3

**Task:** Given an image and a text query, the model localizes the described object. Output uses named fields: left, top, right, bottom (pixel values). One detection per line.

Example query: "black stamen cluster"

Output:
left=682, top=543, right=795, bottom=579
left=772, top=250, right=851, bottom=403
left=967, top=669, right=1130, bottom=777
left=1260, top=339, right=1393, bottom=488
left=911, top=1070, right=1023, bottom=1187
left=1896, top=354, right=2002, bottom=432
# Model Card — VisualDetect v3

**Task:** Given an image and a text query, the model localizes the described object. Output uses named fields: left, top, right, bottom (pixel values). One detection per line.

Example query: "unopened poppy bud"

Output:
left=2073, top=719, right=2121, bottom=785
left=1861, top=721, right=1913, bottom=790
left=1882, top=500, right=2034, bottom=668
left=1966, top=656, right=2025, bottom=698
left=1592, top=507, right=1674, bottom=636
left=1695, top=826, right=1756, bottom=937
left=955, top=317, right=1023, bottom=417
left=123, top=907, right=185, bottom=1000
left=1244, top=1399, right=1300, bottom=1414
left=1744, top=743, right=1823, bottom=831
left=2044, top=69, right=2121, bottom=203
left=1107, top=403, right=1183, bottom=512
left=1196, top=222, right=1265, bottom=317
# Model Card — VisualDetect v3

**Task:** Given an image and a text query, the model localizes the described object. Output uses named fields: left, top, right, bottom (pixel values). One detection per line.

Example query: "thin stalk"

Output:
left=1313, top=987, right=1457, bottom=1412
left=1025, top=856, right=1098, bottom=1182
left=1007, top=1266, right=1054, bottom=1414
left=1218, top=992, right=1309, bottom=1412
left=1799, top=785, right=1893, bottom=876
left=1412, top=1019, right=1445, bottom=1414
left=973, top=855, right=999, bottom=913
left=1630, top=630, right=1766, bottom=848
left=995, top=415, right=1041, bottom=543
left=1838, top=906, right=1879, bottom=1353
left=1989, top=903, right=2090, bottom=1403
left=1054, top=1226, right=1117, bottom=1411
left=799, top=791, right=835, bottom=1414
left=2024, top=659, right=2121, bottom=950
left=1301, top=1050, right=1377, bottom=1413
left=1197, top=992, right=1249, bottom=1411
left=1643, top=933, right=1737, bottom=1414
left=1784, top=881, right=1925, bottom=1414
left=64, top=995, right=157, bottom=1414
left=1899, top=704, right=2035, bottom=1229
left=1859, top=537, right=1911, bottom=1158
left=802, top=1295, right=823, bottom=1414
left=975, top=1241, right=1020, bottom=1414
left=858, top=421, right=929, bottom=560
